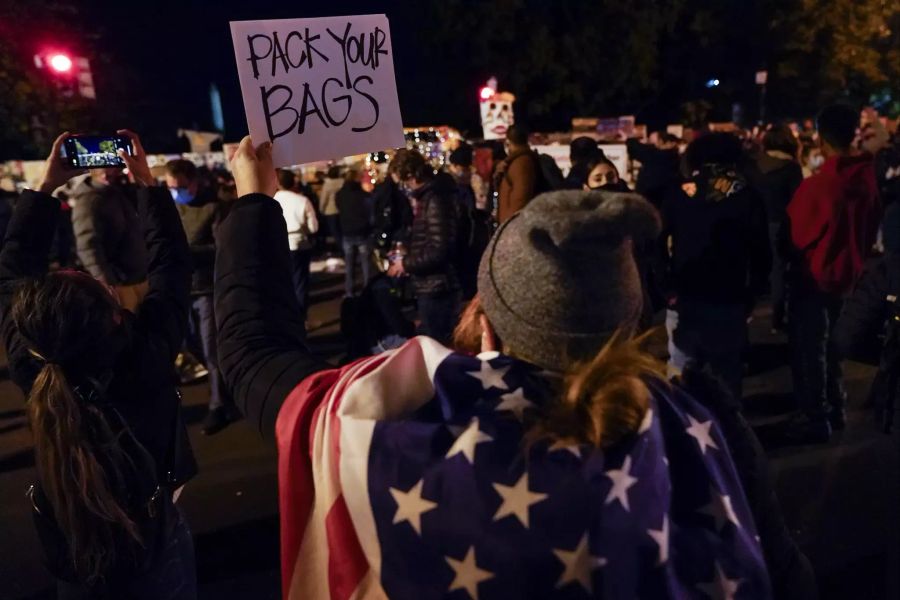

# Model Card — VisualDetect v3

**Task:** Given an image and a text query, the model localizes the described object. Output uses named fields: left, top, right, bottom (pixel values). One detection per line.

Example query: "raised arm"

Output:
left=215, top=138, right=327, bottom=439
left=0, top=133, right=84, bottom=391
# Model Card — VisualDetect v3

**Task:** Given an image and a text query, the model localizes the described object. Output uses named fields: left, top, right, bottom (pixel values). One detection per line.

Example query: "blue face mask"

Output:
left=170, top=187, right=195, bottom=205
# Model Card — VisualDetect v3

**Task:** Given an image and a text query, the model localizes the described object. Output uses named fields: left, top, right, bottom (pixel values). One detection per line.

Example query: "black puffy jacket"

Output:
left=404, top=174, right=460, bottom=296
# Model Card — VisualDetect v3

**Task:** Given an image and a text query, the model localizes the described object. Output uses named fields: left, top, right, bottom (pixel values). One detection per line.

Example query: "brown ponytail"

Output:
left=454, top=296, right=667, bottom=449
left=530, top=331, right=667, bottom=449
left=27, top=363, right=141, bottom=583
left=13, top=273, right=142, bottom=584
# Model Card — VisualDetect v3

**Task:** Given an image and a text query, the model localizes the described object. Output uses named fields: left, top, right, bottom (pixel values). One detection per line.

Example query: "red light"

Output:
left=479, top=86, right=495, bottom=101
left=49, top=54, right=73, bottom=73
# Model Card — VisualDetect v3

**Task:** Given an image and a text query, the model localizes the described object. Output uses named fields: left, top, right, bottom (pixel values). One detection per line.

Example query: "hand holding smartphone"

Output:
left=61, top=134, right=134, bottom=169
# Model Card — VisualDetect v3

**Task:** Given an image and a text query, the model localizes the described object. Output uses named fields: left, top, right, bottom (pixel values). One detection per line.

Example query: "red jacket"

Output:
left=787, top=154, right=880, bottom=294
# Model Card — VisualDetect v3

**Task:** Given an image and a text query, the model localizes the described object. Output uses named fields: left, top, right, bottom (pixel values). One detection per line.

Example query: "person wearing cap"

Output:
left=211, top=137, right=818, bottom=599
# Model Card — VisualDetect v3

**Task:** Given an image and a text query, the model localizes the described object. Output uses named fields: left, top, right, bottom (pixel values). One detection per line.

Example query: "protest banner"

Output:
left=481, top=91, right=515, bottom=140
left=230, top=14, right=405, bottom=167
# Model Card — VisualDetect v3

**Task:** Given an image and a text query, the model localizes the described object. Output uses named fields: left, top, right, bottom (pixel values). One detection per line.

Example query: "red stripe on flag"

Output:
left=326, top=493, right=369, bottom=600
left=276, top=368, right=341, bottom=599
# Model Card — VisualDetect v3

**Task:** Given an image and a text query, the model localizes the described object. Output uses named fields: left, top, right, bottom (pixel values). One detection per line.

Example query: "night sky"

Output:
left=63, top=0, right=470, bottom=148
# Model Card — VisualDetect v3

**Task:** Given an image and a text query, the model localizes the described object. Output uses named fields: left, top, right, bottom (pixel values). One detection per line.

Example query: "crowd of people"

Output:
left=0, top=101, right=898, bottom=599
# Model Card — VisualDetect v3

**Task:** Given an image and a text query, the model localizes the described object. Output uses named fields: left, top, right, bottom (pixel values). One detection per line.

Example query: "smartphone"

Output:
left=61, top=135, right=133, bottom=169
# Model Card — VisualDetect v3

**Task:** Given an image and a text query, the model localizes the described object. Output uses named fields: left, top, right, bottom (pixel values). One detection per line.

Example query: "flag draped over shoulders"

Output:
left=276, top=337, right=771, bottom=600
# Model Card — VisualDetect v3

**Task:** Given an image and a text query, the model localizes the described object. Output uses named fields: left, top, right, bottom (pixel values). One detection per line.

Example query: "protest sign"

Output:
left=481, top=91, right=515, bottom=140
left=230, top=14, right=405, bottom=167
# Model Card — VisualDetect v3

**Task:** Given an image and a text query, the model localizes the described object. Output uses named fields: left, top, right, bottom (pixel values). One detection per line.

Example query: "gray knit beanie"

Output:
left=478, top=190, right=661, bottom=372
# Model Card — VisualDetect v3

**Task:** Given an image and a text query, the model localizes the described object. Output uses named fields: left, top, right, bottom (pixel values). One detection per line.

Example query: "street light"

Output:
left=48, top=53, right=73, bottom=74
left=705, top=78, right=720, bottom=88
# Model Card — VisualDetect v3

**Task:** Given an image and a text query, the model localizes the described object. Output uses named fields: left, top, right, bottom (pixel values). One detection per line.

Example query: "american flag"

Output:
left=275, top=337, right=771, bottom=599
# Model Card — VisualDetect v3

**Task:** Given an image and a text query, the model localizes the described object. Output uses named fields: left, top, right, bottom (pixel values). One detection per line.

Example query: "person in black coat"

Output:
left=386, top=149, right=461, bottom=345
left=748, top=125, right=804, bottom=331
left=371, top=174, right=413, bottom=251
left=834, top=202, right=900, bottom=431
left=0, top=132, right=197, bottom=598
left=212, top=136, right=815, bottom=600
left=627, top=131, right=681, bottom=209
left=661, top=132, right=772, bottom=399
left=336, top=169, right=374, bottom=297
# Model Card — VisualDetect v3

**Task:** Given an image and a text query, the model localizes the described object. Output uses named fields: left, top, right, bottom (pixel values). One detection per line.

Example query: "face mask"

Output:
left=170, top=187, right=195, bottom=205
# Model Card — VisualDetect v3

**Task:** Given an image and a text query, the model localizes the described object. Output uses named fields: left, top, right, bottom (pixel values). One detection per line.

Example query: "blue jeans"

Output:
left=57, top=505, right=196, bottom=600
left=342, top=236, right=373, bottom=296
left=790, top=285, right=844, bottom=420
left=187, top=295, right=227, bottom=411
left=666, top=301, right=747, bottom=399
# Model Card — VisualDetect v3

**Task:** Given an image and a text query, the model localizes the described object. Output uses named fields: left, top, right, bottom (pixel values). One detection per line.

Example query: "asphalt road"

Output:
left=0, top=270, right=897, bottom=599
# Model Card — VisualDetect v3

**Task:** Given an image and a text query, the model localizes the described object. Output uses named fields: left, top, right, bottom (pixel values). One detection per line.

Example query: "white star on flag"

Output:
left=389, top=479, right=437, bottom=535
left=494, top=387, right=535, bottom=421
left=697, top=562, right=742, bottom=600
left=647, top=515, right=669, bottom=565
left=685, top=414, right=719, bottom=455
left=446, top=418, right=493, bottom=464
left=553, top=533, right=607, bottom=594
left=638, top=407, right=654, bottom=434
left=699, top=486, right=741, bottom=532
left=604, top=455, right=639, bottom=511
left=467, top=361, right=511, bottom=391
left=548, top=439, right=582, bottom=458
left=492, top=472, right=548, bottom=528
left=446, top=547, right=494, bottom=600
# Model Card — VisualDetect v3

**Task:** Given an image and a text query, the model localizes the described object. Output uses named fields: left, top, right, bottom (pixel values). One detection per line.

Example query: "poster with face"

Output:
left=481, top=92, right=515, bottom=140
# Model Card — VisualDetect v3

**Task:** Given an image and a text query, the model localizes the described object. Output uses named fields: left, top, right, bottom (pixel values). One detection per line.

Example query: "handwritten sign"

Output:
left=230, top=14, right=405, bottom=167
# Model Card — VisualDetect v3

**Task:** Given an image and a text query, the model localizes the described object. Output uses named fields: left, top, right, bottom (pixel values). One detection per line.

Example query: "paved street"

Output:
left=0, top=270, right=897, bottom=600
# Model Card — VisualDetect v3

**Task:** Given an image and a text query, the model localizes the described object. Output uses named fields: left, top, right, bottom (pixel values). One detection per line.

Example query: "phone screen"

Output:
left=61, top=135, right=133, bottom=169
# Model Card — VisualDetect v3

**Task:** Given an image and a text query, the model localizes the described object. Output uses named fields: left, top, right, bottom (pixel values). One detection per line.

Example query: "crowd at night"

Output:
left=0, top=1, right=898, bottom=599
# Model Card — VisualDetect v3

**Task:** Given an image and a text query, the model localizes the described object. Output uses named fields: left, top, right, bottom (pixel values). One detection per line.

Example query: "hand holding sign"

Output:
left=231, top=136, right=277, bottom=198
left=230, top=14, right=404, bottom=167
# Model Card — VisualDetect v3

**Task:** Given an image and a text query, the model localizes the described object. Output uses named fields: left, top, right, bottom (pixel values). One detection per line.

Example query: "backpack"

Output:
left=27, top=379, right=176, bottom=585
left=503, top=151, right=558, bottom=197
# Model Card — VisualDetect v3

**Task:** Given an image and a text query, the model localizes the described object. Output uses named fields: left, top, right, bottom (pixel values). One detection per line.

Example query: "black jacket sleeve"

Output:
left=215, top=193, right=327, bottom=440
left=0, top=190, right=61, bottom=391
left=747, top=190, right=774, bottom=302
left=679, top=366, right=818, bottom=600
left=833, top=258, right=892, bottom=364
left=626, top=138, right=653, bottom=164
left=134, top=186, right=192, bottom=371
left=404, top=194, right=455, bottom=276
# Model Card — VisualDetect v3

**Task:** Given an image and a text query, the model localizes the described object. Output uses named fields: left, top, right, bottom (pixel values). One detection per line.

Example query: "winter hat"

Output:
left=478, top=190, right=661, bottom=372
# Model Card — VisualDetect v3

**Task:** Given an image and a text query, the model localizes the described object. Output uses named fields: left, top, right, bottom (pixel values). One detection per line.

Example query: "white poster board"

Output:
left=230, top=14, right=405, bottom=167
left=481, top=92, right=515, bottom=140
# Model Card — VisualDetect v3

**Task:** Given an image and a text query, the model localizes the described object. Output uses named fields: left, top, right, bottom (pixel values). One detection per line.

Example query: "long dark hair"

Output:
left=13, top=272, right=140, bottom=583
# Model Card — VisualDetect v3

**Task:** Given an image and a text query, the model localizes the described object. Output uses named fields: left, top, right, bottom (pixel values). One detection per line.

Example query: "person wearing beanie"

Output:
left=210, top=137, right=819, bottom=598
